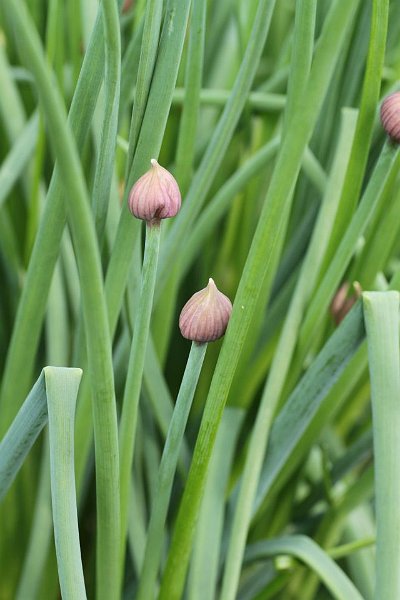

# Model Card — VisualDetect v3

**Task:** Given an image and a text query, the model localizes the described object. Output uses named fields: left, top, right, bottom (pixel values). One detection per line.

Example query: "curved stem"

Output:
left=245, top=535, right=363, bottom=600
left=125, top=0, right=163, bottom=175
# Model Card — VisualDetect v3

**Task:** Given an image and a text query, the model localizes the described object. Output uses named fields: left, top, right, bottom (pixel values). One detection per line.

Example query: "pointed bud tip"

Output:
left=179, top=279, right=232, bottom=343
left=128, top=160, right=181, bottom=223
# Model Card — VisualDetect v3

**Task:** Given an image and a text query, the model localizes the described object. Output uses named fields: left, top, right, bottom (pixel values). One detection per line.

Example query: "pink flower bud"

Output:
left=380, top=93, right=400, bottom=142
left=128, top=159, right=181, bottom=224
left=179, top=278, right=232, bottom=343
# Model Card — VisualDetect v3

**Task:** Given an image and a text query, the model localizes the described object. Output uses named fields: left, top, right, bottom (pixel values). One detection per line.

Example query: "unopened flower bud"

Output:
left=179, top=278, right=232, bottom=343
left=128, top=159, right=181, bottom=224
left=380, top=93, right=400, bottom=142
left=330, top=281, right=362, bottom=325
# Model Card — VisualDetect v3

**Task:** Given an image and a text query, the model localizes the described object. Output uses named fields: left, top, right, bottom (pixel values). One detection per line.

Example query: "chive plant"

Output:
left=1, top=1, right=400, bottom=599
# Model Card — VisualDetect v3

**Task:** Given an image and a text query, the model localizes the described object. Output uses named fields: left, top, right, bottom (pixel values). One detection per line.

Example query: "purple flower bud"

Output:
left=179, top=278, right=232, bottom=343
left=381, top=93, right=400, bottom=142
left=330, top=281, right=362, bottom=325
left=128, top=159, right=181, bottom=224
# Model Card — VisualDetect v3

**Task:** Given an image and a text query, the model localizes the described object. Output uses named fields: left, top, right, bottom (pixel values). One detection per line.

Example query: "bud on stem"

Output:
left=128, top=159, right=182, bottom=225
left=381, top=93, right=400, bottom=143
left=179, top=278, right=232, bottom=343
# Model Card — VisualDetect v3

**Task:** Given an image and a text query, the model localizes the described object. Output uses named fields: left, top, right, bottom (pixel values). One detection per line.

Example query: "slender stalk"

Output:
left=363, top=291, right=400, bottom=600
left=327, top=538, right=376, bottom=560
left=175, top=0, right=207, bottom=193
left=119, top=222, right=161, bottom=579
left=137, top=342, right=207, bottom=600
left=172, top=88, right=286, bottom=112
left=125, top=0, right=163, bottom=174
left=45, top=367, right=86, bottom=600
left=92, top=0, right=121, bottom=243
left=119, top=17, right=144, bottom=121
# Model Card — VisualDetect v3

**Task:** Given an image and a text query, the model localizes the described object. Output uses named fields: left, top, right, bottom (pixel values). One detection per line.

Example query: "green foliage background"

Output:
left=1, top=0, right=400, bottom=598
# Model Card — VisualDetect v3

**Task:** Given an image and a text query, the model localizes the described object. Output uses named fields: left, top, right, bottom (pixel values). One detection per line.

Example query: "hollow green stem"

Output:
left=137, top=341, right=207, bottom=600
left=119, top=222, right=161, bottom=580
left=363, top=291, right=400, bottom=600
